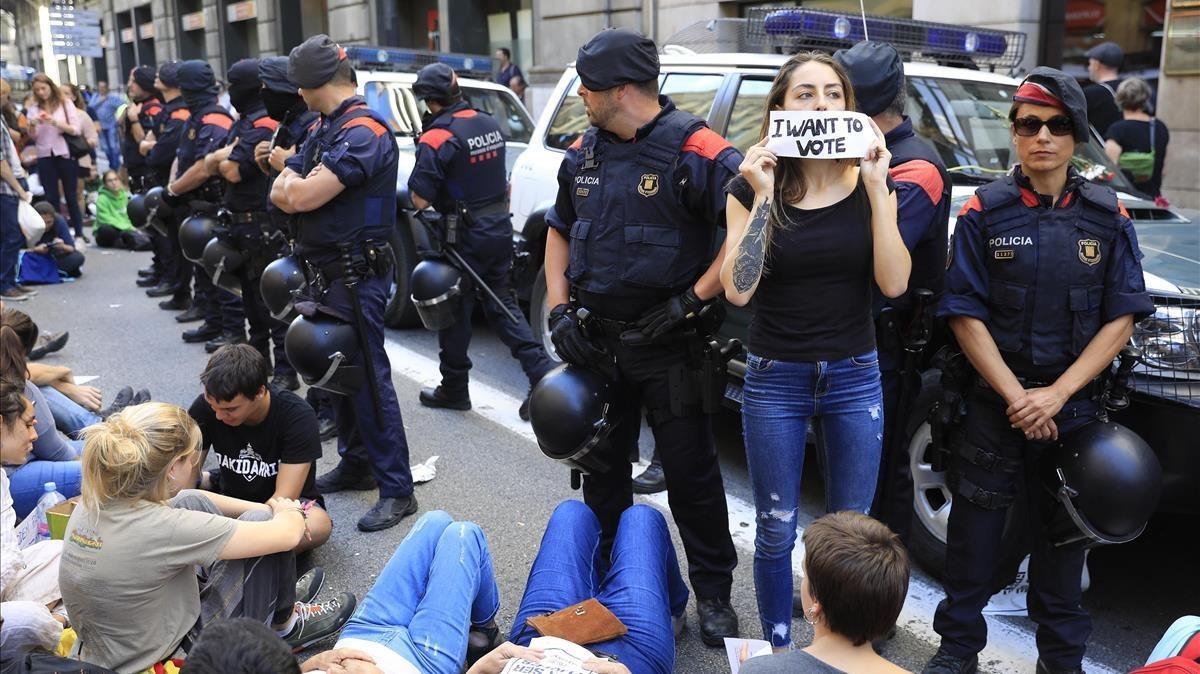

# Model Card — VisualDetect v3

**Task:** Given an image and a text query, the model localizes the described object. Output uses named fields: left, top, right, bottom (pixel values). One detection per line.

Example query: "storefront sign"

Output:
left=139, top=21, right=155, bottom=39
left=121, top=26, right=135, bottom=43
left=1065, top=0, right=1105, bottom=31
left=181, top=10, right=205, bottom=31
left=226, top=0, right=257, bottom=23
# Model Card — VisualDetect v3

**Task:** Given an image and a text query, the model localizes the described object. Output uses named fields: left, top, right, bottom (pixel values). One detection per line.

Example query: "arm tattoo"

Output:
left=732, top=199, right=771, bottom=294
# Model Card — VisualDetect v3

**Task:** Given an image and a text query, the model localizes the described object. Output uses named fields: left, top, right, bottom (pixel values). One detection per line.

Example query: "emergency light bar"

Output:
left=745, top=8, right=1025, bottom=73
left=343, top=46, right=494, bottom=81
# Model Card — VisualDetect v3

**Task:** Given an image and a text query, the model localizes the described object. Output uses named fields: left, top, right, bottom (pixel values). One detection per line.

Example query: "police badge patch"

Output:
left=188, top=128, right=196, bottom=140
left=1078, top=238, right=1101, bottom=266
left=637, top=173, right=659, bottom=198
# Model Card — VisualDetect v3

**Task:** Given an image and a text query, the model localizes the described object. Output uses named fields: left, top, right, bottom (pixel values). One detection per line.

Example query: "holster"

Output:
left=930, top=346, right=972, bottom=473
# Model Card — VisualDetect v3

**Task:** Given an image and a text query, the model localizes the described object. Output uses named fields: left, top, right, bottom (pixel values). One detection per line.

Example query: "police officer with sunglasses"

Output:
left=923, top=68, right=1154, bottom=674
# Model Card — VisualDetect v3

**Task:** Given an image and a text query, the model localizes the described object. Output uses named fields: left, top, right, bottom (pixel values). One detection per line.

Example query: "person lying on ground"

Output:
left=188, top=344, right=332, bottom=552
left=59, top=402, right=355, bottom=674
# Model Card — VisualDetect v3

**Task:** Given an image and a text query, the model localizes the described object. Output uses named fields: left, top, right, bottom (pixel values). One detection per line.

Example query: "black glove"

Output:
left=635, top=288, right=707, bottom=342
left=549, top=303, right=606, bottom=366
left=161, top=187, right=184, bottom=209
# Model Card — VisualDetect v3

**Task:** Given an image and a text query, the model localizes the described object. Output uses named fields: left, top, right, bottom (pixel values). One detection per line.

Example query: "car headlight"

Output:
left=1131, top=302, right=1200, bottom=373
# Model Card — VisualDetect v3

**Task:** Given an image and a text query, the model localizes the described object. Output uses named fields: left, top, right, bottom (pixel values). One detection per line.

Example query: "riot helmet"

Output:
left=410, top=258, right=462, bottom=331
left=529, top=365, right=619, bottom=474
left=143, top=186, right=172, bottom=235
left=127, top=193, right=149, bottom=229
left=284, top=314, right=363, bottom=395
left=201, top=238, right=245, bottom=296
left=179, top=214, right=218, bottom=263
left=1040, top=421, right=1162, bottom=549
left=260, top=256, right=308, bottom=323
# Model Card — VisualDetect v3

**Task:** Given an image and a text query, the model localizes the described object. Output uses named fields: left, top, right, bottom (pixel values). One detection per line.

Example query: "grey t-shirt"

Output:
left=58, top=500, right=236, bottom=673
left=740, top=650, right=848, bottom=674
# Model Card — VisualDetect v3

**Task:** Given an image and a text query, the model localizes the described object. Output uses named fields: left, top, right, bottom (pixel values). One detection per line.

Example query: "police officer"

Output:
left=142, top=62, right=192, bottom=311
left=542, top=28, right=741, bottom=645
left=924, top=68, right=1155, bottom=674
left=408, top=62, right=554, bottom=419
left=124, top=66, right=167, bottom=287
left=835, top=41, right=951, bottom=540
left=166, top=60, right=237, bottom=347
left=272, top=35, right=416, bottom=532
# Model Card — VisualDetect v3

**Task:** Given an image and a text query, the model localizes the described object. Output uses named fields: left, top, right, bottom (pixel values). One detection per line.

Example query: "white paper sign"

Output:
left=765, top=110, right=875, bottom=159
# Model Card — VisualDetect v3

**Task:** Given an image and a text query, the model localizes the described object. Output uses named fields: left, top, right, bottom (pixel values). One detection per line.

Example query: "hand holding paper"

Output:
left=765, top=111, right=876, bottom=160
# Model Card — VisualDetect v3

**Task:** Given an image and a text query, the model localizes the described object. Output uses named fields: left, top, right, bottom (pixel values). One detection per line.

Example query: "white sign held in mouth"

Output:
left=765, top=110, right=875, bottom=159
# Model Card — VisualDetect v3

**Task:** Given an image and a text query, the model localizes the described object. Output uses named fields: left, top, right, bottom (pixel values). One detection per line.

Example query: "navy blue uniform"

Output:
left=285, top=96, right=413, bottom=499
left=121, top=97, right=162, bottom=189
left=144, top=97, right=192, bottom=296
left=176, top=103, right=235, bottom=321
left=267, top=110, right=321, bottom=237
left=409, top=101, right=553, bottom=395
left=872, top=116, right=951, bottom=537
left=546, top=98, right=741, bottom=600
left=933, top=166, right=1153, bottom=669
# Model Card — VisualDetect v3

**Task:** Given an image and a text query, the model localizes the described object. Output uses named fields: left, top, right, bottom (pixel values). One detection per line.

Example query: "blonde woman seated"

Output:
left=58, top=402, right=356, bottom=674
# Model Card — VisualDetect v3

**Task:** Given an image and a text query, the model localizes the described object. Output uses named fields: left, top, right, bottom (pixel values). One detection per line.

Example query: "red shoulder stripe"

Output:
left=419, top=128, right=454, bottom=150
left=681, top=127, right=732, bottom=161
left=344, top=117, right=387, bottom=137
left=958, top=195, right=982, bottom=217
left=1060, top=192, right=1075, bottom=208
left=568, top=136, right=584, bottom=150
left=888, top=159, right=944, bottom=205
left=144, top=103, right=162, bottom=115
left=1117, top=201, right=1130, bottom=218
left=451, top=109, right=478, bottom=118
left=202, top=113, right=233, bottom=130
left=1019, top=187, right=1040, bottom=208
left=170, top=109, right=191, bottom=121
left=252, top=117, right=279, bottom=131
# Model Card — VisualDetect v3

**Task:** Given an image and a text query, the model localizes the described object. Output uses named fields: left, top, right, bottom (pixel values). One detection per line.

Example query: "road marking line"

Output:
left=384, top=339, right=1118, bottom=674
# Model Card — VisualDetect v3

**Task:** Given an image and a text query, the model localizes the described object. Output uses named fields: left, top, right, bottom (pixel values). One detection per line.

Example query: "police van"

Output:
left=506, top=10, right=1199, bottom=575
left=345, top=46, right=536, bottom=328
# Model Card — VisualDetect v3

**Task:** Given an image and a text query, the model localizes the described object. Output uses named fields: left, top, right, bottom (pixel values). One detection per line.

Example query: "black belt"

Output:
left=301, top=239, right=392, bottom=286
left=469, top=201, right=509, bottom=218
left=228, top=211, right=270, bottom=225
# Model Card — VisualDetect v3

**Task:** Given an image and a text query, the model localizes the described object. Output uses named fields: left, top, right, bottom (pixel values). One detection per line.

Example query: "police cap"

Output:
left=833, top=41, right=903, bottom=117
left=130, top=65, right=156, bottom=93
left=259, top=56, right=297, bottom=95
left=288, top=34, right=347, bottom=90
left=1084, top=42, right=1123, bottom=69
left=178, top=59, right=217, bottom=93
left=157, top=61, right=181, bottom=89
left=1012, top=67, right=1090, bottom=142
left=227, top=58, right=261, bottom=91
left=413, top=63, right=457, bottom=101
left=576, top=28, right=659, bottom=91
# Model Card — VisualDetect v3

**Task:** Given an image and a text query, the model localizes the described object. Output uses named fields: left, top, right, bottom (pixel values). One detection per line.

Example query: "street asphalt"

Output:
left=12, top=240, right=1194, bottom=673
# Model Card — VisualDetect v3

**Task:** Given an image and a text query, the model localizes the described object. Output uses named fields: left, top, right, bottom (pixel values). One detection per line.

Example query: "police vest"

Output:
left=294, top=101, right=397, bottom=256
left=147, top=98, right=190, bottom=178
left=566, top=107, right=713, bottom=298
left=267, top=111, right=321, bottom=234
left=121, top=97, right=161, bottom=176
left=223, top=107, right=277, bottom=212
left=888, top=127, right=951, bottom=303
left=422, top=103, right=507, bottom=213
left=975, top=176, right=1121, bottom=374
left=176, top=103, right=232, bottom=195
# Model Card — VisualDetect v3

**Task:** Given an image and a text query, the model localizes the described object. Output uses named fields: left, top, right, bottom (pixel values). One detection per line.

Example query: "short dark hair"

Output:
left=0, top=377, right=27, bottom=425
left=802, top=511, right=909, bottom=646
left=498, top=47, right=511, bottom=59
left=630, top=78, right=659, bottom=99
left=331, top=59, right=356, bottom=86
left=33, top=201, right=56, bottom=217
left=181, top=618, right=300, bottom=674
left=200, top=344, right=270, bottom=402
left=883, top=82, right=906, bottom=119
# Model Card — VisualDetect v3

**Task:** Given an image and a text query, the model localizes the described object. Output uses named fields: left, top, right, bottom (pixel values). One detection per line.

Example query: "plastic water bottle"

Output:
left=34, top=482, right=66, bottom=542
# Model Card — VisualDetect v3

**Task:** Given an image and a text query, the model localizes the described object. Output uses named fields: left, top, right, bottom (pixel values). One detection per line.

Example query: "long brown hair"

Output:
left=756, top=51, right=859, bottom=245
left=60, top=82, right=87, bottom=111
left=31, top=73, right=65, bottom=111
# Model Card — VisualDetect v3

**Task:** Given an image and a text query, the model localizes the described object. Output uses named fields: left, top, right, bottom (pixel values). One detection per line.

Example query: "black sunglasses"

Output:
left=1013, top=115, right=1075, bottom=137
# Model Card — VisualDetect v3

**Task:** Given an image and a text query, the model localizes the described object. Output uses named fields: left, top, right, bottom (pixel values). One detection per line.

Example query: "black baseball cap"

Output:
left=413, top=63, right=457, bottom=101
left=288, top=34, right=347, bottom=89
left=834, top=41, right=904, bottom=117
left=575, top=28, right=659, bottom=91
left=1084, top=42, right=1123, bottom=69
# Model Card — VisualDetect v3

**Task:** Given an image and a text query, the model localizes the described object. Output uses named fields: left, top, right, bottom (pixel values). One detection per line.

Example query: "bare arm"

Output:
left=169, top=158, right=213, bottom=195
left=544, top=228, right=570, bottom=307
left=721, top=194, right=771, bottom=306
left=139, top=131, right=156, bottom=156
left=411, top=192, right=431, bottom=210
left=26, top=363, right=73, bottom=386
left=867, top=183, right=909, bottom=298
left=271, top=167, right=299, bottom=212
left=272, top=463, right=310, bottom=501
left=204, top=145, right=233, bottom=178
left=219, top=507, right=305, bottom=560
left=0, top=159, right=28, bottom=199
left=283, top=163, right=346, bottom=212
left=1104, top=139, right=1122, bottom=166
left=194, top=490, right=271, bottom=519
left=949, top=316, right=1025, bottom=404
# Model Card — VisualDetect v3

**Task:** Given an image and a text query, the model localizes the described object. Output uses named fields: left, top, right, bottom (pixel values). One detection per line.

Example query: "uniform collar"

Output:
left=883, top=116, right=915, bottom=146
left=288, top=109, right=319, bottom=133
left=329, top=95, right=366, bottom=120
left=598, top=95, right=677, bottom=144
left=1012, top=164, right=1086, bottom=209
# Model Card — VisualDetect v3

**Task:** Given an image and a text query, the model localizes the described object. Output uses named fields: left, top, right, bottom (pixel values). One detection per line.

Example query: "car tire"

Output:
left=383, top=224, right=420, bottom=329
left=906, top=370, right=1030, bottom=588
left=529, top=265, right=562, bottom=363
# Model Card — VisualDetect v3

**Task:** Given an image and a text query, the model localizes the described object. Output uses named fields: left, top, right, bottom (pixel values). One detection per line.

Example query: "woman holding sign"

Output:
left=719, top=51, right=909, bottom=650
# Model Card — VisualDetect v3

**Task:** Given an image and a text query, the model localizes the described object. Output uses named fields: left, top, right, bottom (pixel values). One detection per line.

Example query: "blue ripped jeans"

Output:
left=741, top=349, right=884, bottom=647
left=339, top=511, right=500, bottom=674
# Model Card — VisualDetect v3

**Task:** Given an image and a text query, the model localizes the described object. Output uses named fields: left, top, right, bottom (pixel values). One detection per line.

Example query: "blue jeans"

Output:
left=39, top=385, right=100, bottom=439
left=100, top=126, right=121, bottom=171
left=340, top=511, right=500, bottom=674
left=741, top=349, right=884, bottom=647
left=510, top=501, right=688, bottom=674
left=1, top=194, right=23, bottom=292
left=6, top=460, right=82, bottom=520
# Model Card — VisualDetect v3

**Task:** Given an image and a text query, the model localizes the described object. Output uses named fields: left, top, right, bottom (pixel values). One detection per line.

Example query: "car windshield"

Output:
left=363, top=81, right=533, bottom=143
left=907, top=76, right=1137, bottom=192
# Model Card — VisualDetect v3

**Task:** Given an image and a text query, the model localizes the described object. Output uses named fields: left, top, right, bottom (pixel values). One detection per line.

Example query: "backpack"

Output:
left=17, top=252, right=63, bottom=285
left=1132, top=616, right=1200, bottom=674
left=1118, top=119, right=1157, bottom=183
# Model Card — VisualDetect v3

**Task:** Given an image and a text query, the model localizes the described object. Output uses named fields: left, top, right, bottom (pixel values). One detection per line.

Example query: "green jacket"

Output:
left=96, top=187, right=133, bottom=231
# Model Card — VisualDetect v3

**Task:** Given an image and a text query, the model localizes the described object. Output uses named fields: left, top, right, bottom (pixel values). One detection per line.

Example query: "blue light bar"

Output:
left=926, top=28, right=1007, bottom=56
left=763, top=9, right=896, bottom=44
left=343, top=46, right=494, bottom=79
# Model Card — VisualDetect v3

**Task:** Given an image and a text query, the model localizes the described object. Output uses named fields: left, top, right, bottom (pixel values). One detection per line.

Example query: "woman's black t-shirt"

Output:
left=726, top=174, right=893, bottom=362
left=1106, top=118, right=1169, bottom=197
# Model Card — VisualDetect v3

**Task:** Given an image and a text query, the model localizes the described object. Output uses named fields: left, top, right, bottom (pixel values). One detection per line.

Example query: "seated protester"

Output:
left=27, top=202, right=85, bottom=279
left=58, top=402, right=355, bottom=673
left=740, top=511, right=910, bottom=674
left=93, top=170, right=152, bottom=251
left=1, top=383, right=67, bottom=664
left=188, top=345, right=331, bottom=552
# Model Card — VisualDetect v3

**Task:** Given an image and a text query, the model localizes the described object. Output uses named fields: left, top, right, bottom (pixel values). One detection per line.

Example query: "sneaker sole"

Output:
left=356, top=497, right=419, bottom=532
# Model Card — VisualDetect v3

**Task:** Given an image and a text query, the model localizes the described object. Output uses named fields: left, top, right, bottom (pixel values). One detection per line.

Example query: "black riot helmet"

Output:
left=1040, top=422, right=1162, bottom=549
left=284, top=314, right=363, bottom=395
left=260, top=256, right=308, bottom=324
left=179, top=214, right=218, bottom=263
left=126, top=193, right=149, bottom=229
left=201, top=238, right=245, bottom=296
left=143, top=186, right=172, bottom=236
left=529, top=365, right=620, bottom=474
left=410, top=258, right=462, bottom=331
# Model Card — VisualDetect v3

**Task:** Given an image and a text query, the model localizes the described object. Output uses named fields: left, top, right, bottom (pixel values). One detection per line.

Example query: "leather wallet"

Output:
left=526, top=597, right=628, bottom=646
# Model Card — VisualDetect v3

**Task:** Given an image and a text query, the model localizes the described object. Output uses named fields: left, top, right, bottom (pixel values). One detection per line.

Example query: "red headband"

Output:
left=1013, top=81, right=1064, bottom=110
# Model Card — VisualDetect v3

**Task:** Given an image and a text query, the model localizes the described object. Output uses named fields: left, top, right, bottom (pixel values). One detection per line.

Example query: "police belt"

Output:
left=300, top=240, right=392, bottom=287
left=227, top=210, right=271, bottom=226
left=129, top=174, right=162, bottom=193
left=468, top=201, right=509, bottom=218
left=974, top=376, right=1101, bottom=403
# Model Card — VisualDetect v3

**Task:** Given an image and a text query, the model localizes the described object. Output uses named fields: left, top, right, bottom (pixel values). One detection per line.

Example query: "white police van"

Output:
left=506, top=10, right=1199, bottom=576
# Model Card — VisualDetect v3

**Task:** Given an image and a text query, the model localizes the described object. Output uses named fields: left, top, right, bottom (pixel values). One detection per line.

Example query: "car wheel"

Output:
left=906, top=372, right=1030, bottom=584
left=530, top=265, right=562, bottom=363
left=383, top=224, right=420, bottom=329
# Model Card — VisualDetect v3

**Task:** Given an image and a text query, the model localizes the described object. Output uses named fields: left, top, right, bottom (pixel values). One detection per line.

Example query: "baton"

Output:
left=340, top=245, right=383, bottom=415
left=414, top=210, right=520, bottom=324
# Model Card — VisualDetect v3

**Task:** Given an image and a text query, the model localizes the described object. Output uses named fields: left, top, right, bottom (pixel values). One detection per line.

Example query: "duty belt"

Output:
left=130, top=174, right=162, bottom=193
left=975, top=376, right=1101, bottom=402
left=301, top=239, right=393, bottom=290
left=228, top=211, right=270, bottom=225
left=470, top=201, right=509, bottom=218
